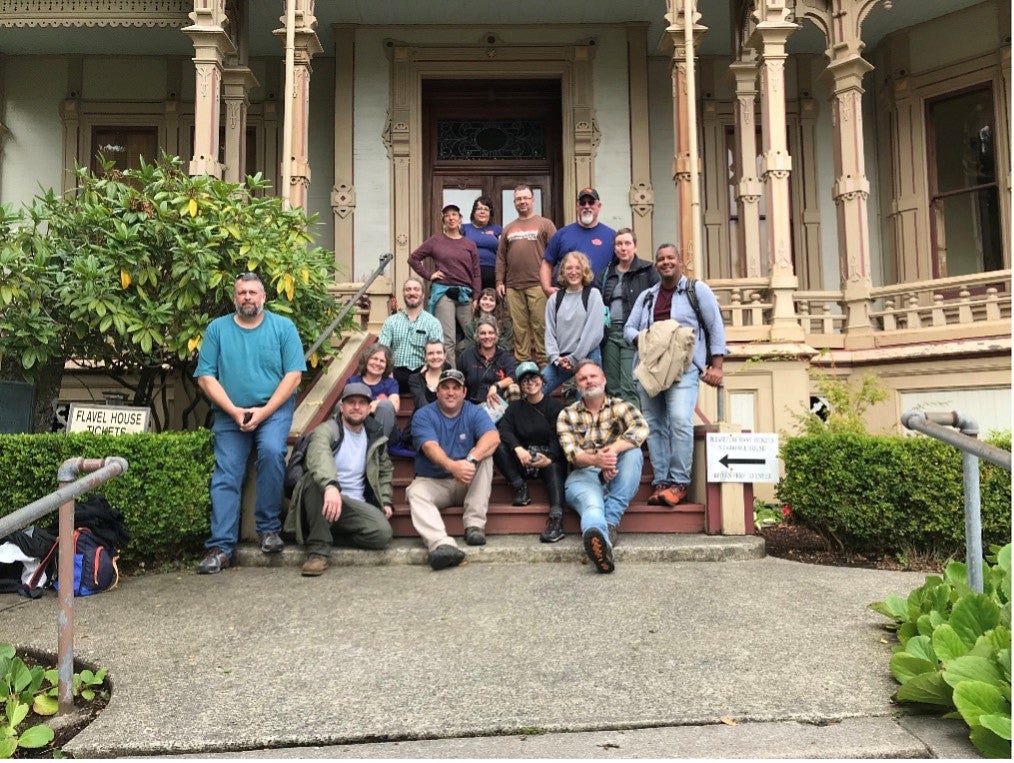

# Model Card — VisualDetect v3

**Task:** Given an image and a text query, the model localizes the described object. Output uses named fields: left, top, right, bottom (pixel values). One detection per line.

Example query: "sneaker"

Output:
left=301, top=553, right=329, bottom=577
left=540, top=514, right=565, bottom=543
left=197, top=548, right=230, bottom=575
left=607, top=523, right=619, bottom=547
left=511, top=482, right=531, bottom=506
left=647, top=483, right=670, bottom=505
left=428, top=544, right=466, bottom=570
left=582, top=528, right=615, bottom=574
left=658, top=483, right=689, bottom=507
left=464, top=527, right=486, bottom=546
left=259, top=531, right=285, bottom=554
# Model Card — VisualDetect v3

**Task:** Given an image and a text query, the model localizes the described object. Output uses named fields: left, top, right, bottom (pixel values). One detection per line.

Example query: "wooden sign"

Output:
left=66, top=404, right=151, bottom=435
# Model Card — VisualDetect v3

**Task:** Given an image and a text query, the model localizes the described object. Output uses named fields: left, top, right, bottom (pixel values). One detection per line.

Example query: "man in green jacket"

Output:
left=289, top=382, right=395, bottom=576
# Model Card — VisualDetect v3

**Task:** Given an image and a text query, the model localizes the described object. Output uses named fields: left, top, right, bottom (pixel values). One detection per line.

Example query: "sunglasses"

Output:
left=235, top=272, right=261, bottom=282
left=577, top=199, right=598, bottom=207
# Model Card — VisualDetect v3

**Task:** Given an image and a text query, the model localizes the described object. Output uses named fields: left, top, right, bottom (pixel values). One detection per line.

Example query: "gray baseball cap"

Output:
left=340, top=382, right=373, bottom=402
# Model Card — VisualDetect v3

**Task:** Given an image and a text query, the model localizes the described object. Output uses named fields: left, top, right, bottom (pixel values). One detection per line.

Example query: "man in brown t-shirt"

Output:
left=495, top=185, right=557, bottom=365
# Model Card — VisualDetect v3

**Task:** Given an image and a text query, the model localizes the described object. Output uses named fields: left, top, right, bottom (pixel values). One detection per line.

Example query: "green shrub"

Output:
left=777, top=432, right=1011, bottom=555
left=870, top=543, right=1011, bottom=758
left=0, top=431, right=213, bottom=564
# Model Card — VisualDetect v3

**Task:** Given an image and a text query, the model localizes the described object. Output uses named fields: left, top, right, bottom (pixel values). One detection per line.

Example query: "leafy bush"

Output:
left=870, top=544, right=1011, bottom=758
left=777, top=432, right=1011, bottom=555
left=0, top=431, right=214, bottom=564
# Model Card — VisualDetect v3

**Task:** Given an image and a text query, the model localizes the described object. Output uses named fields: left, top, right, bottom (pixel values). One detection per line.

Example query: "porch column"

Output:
left=182, top=1, right=234, bottom=179
left=626, top=23, right=654, bottom=253
left=729, top=56, right=763, bottom=278
left=826, top=53, right=875, bottom=345
left=664, top=0, right=707, bottom=274
left=749, top=1, right=803, bottom=341
left=221, top=66, right=258, bottom=183
left=273, top=0, right=322, bottom=210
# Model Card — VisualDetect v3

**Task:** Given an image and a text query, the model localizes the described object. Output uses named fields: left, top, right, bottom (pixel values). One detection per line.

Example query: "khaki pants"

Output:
left=406, top=458, right=493, bottom=551
left=505, top=285, right=547, bottom=365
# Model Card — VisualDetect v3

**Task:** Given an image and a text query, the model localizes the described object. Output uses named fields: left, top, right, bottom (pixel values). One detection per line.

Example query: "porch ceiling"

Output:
left=0, top=0, right=991, bottom=60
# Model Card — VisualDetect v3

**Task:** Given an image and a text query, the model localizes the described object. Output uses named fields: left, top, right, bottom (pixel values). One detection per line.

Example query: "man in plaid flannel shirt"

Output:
left=556, top=359, right=648, bottom=574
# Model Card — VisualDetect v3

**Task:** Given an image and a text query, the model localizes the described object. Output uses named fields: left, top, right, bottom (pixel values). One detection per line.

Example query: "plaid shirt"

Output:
left=378, top=310, right=444, bottom=371
left=556, top=395, right=648, bottom=466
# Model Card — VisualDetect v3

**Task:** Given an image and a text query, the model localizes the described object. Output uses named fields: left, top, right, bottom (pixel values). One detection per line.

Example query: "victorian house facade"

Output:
left=1, top=0, right=1010, bottom=452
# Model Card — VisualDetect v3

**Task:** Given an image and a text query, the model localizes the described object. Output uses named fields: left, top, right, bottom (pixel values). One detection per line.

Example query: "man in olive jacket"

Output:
left=288, top=383, right=394, bottom=576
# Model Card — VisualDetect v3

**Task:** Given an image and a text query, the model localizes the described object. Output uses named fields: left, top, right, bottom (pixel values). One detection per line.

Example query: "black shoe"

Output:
left=607, top=523, right=619, bottom=547
left=511, top=482, right=531, bottom=506
left=583, top=528, right=614, bottom=574
left=540, top=514, right=565, bottom=543
left=464, top=527, right=486, bottom=546
left=259, top=531, right=285, bottom=554
left=428, top=545, right=466, bottom=570
left=197, top=548, right=231, bottom=575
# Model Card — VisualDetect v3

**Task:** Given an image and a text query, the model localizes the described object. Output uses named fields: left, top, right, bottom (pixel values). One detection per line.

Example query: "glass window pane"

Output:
left=933, top=187, right=1003, bottom=276
left=930, top=88, right=996, bottom=194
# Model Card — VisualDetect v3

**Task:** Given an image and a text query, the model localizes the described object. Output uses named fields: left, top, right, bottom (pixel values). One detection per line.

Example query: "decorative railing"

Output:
left=870, top=270, right=1011, bottom=334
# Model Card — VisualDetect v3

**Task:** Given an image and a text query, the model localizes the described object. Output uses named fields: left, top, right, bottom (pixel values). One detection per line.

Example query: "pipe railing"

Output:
left=0, top=457, right=129, bottom=714
left=901, top=410, right=1010, bottom=593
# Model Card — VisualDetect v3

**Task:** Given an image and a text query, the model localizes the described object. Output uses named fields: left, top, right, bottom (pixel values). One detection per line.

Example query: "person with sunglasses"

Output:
left=539, top=187, right=616, bottom=296
left=194, top=272, right=306, bottom=574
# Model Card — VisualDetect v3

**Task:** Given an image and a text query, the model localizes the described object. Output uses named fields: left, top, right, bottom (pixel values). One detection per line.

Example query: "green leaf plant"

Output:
left=870, top=543, right=1012, bottom=758
left=0, top=644, right=109, bottom=759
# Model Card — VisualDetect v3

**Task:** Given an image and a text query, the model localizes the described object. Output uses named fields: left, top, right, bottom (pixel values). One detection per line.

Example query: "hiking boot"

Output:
left=540, top=513, right=565, bottom=543
left=259, top=531, right=285, bottom=553
left=658, top=483, right=688, bottom=507
left=428, top=544, right=466, bottom=571
left=464, top=527, right=486, bottom=546
left=607, top=523, right=619, bottom=547
left=511, top=482, right=531, bottom=506
left=647, top=483, right=670, bottom=505
left=197, top=548, right=230, bottom=575
left=582, top=528, right=615, bottom=574
left=301, top=553, right=329, bottom=577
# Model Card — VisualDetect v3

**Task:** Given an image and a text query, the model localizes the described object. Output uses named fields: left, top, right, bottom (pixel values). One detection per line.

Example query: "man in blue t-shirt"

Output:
left=194, top=272, right=306, bottom=574
left=406, top=369, right=500, bottom=570
left=540, top=187, right=617, bottom=293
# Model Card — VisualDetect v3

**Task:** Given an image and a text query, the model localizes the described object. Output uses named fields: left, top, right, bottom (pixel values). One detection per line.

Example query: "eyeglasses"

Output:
left=474, top=205, right=491, bottom=212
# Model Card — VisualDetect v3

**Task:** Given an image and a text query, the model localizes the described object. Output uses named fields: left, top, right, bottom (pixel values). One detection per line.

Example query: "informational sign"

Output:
left=706, top=432, right=780, bottom=483
left=67, top=404, right=151, bottom=435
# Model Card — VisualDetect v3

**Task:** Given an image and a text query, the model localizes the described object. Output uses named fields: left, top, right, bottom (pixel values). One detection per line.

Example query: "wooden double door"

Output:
left=423, top=79, right=562, bottom=233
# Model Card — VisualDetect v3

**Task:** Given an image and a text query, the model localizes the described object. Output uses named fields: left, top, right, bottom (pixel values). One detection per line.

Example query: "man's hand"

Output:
left=236, top=407, right=263, bottom=431
left=382, top=503, right=394, bottom=519
left=594, top=446, right=618, bottom=473
left=496, top=284, right=506, bottom=298
left=701, top=365, right=724, bottom=387
left=322, top=485, right=343, bottom=522
left=447, top=458, right=477, bottom=485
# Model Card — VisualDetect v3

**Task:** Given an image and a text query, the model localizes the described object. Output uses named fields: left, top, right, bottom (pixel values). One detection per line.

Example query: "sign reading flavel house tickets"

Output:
left=67, top=404, right=151, bottom=435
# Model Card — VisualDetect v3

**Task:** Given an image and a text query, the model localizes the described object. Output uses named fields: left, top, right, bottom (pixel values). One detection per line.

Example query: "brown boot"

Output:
left=301, top=553, right=329, bottom=577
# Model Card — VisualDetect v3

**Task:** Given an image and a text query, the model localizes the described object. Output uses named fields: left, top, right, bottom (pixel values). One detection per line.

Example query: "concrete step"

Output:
left=233, top=534, right=765, bottom=568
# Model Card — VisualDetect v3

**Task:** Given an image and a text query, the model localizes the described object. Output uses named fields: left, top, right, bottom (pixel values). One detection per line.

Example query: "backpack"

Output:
left=554, top=285, right=611, bottom=328
left=284, top=420, right=341, bottom=498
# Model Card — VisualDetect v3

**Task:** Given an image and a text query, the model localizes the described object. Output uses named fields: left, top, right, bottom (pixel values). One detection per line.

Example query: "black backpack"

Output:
left=283, top=433, right=312, bottom=498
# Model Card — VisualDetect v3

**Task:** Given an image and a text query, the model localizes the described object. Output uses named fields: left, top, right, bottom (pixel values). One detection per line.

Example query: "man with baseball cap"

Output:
left=540, top=187, right=616, bottom=294
left=287, top=382, right=395, bottom=576
left=405, top=368, right=500, bottom=570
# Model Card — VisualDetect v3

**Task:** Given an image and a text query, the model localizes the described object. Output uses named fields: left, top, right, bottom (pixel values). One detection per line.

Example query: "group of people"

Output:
left=192, top=187, right=726, bottom=578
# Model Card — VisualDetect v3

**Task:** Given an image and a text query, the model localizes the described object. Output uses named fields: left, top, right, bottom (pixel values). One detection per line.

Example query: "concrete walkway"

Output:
left=1, top=536, right=980, bottom=758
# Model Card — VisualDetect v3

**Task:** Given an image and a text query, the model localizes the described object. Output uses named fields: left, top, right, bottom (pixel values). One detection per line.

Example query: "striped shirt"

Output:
left=556, top=395, right=648, bottom=466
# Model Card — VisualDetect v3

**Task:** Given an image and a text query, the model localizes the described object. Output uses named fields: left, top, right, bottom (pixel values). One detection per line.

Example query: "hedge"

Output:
left=777, top=432, right=1011, bottom=555
left=0, top=431, right=214, bottom=564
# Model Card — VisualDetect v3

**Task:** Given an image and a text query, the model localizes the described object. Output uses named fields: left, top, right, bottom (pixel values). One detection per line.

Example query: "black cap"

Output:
left=577, top=187, right=600, bottom=202
left=441, top=203, right=461, bottom=215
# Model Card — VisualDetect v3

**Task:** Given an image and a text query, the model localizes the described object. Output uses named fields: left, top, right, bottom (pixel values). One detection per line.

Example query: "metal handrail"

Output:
left=901, top=410, right=1011, bottom=593
left=303, top=252, right=394, bottom=361
left=0, top=457, right=129, bottom=714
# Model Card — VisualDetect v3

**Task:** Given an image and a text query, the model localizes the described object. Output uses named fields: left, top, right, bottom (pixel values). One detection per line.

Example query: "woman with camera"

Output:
left=492, top=361, right=569, bottom=543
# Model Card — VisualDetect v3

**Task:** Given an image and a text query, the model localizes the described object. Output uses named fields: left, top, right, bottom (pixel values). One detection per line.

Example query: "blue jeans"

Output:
left=207, top=397, right=295, bottom=554
left=637, top=366, right=700, bottom=486
left=564, top=447, right=643, bottom=542
left=541, top=346, right=602, bottom=397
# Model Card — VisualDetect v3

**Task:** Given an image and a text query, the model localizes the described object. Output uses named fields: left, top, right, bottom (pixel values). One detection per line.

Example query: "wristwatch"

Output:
left=465, top=454, right=479, bottom=465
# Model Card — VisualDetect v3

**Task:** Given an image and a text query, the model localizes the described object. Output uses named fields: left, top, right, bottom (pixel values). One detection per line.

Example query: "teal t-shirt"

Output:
left=194, top=311, right=307, bottom=408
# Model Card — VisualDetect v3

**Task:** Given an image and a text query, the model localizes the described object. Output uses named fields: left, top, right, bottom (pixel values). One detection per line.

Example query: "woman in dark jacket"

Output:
left=599, top=227, right=659, bottom=406
left=456, top=318, right=517, bottom=411
left=492, top=361, right=568, bottom=544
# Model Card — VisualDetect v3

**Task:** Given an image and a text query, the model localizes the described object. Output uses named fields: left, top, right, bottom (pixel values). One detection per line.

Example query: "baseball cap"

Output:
left=577, top=187, right=600, bottom=202
left=514, top=361, right=541, bottom=382
left=441, top=203, right=461, bottom=215
left=340, top=382, right=373, bottom=402
left=437, top=369, right=466, bottom=387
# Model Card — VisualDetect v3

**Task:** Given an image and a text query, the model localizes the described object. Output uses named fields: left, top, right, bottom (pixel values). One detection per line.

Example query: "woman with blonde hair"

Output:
left=541, top=250, right=604, bottom=396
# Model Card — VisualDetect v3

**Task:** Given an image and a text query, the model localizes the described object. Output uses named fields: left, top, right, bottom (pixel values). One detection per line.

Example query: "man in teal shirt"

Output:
left=194, top=272, right=306, bottom=574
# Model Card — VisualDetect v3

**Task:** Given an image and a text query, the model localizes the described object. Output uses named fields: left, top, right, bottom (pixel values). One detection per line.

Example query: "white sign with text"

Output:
left=67, top=404, right=151, bottom=435
left=706, top=432, right=780, bottom=483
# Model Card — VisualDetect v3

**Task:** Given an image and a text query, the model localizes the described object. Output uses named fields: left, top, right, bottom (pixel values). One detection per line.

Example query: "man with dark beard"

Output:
left=194, top=272, right=306, bottom=574
left=379, top=277, right=444, bottom=394
left=556, top=360, right=648, bottom=574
